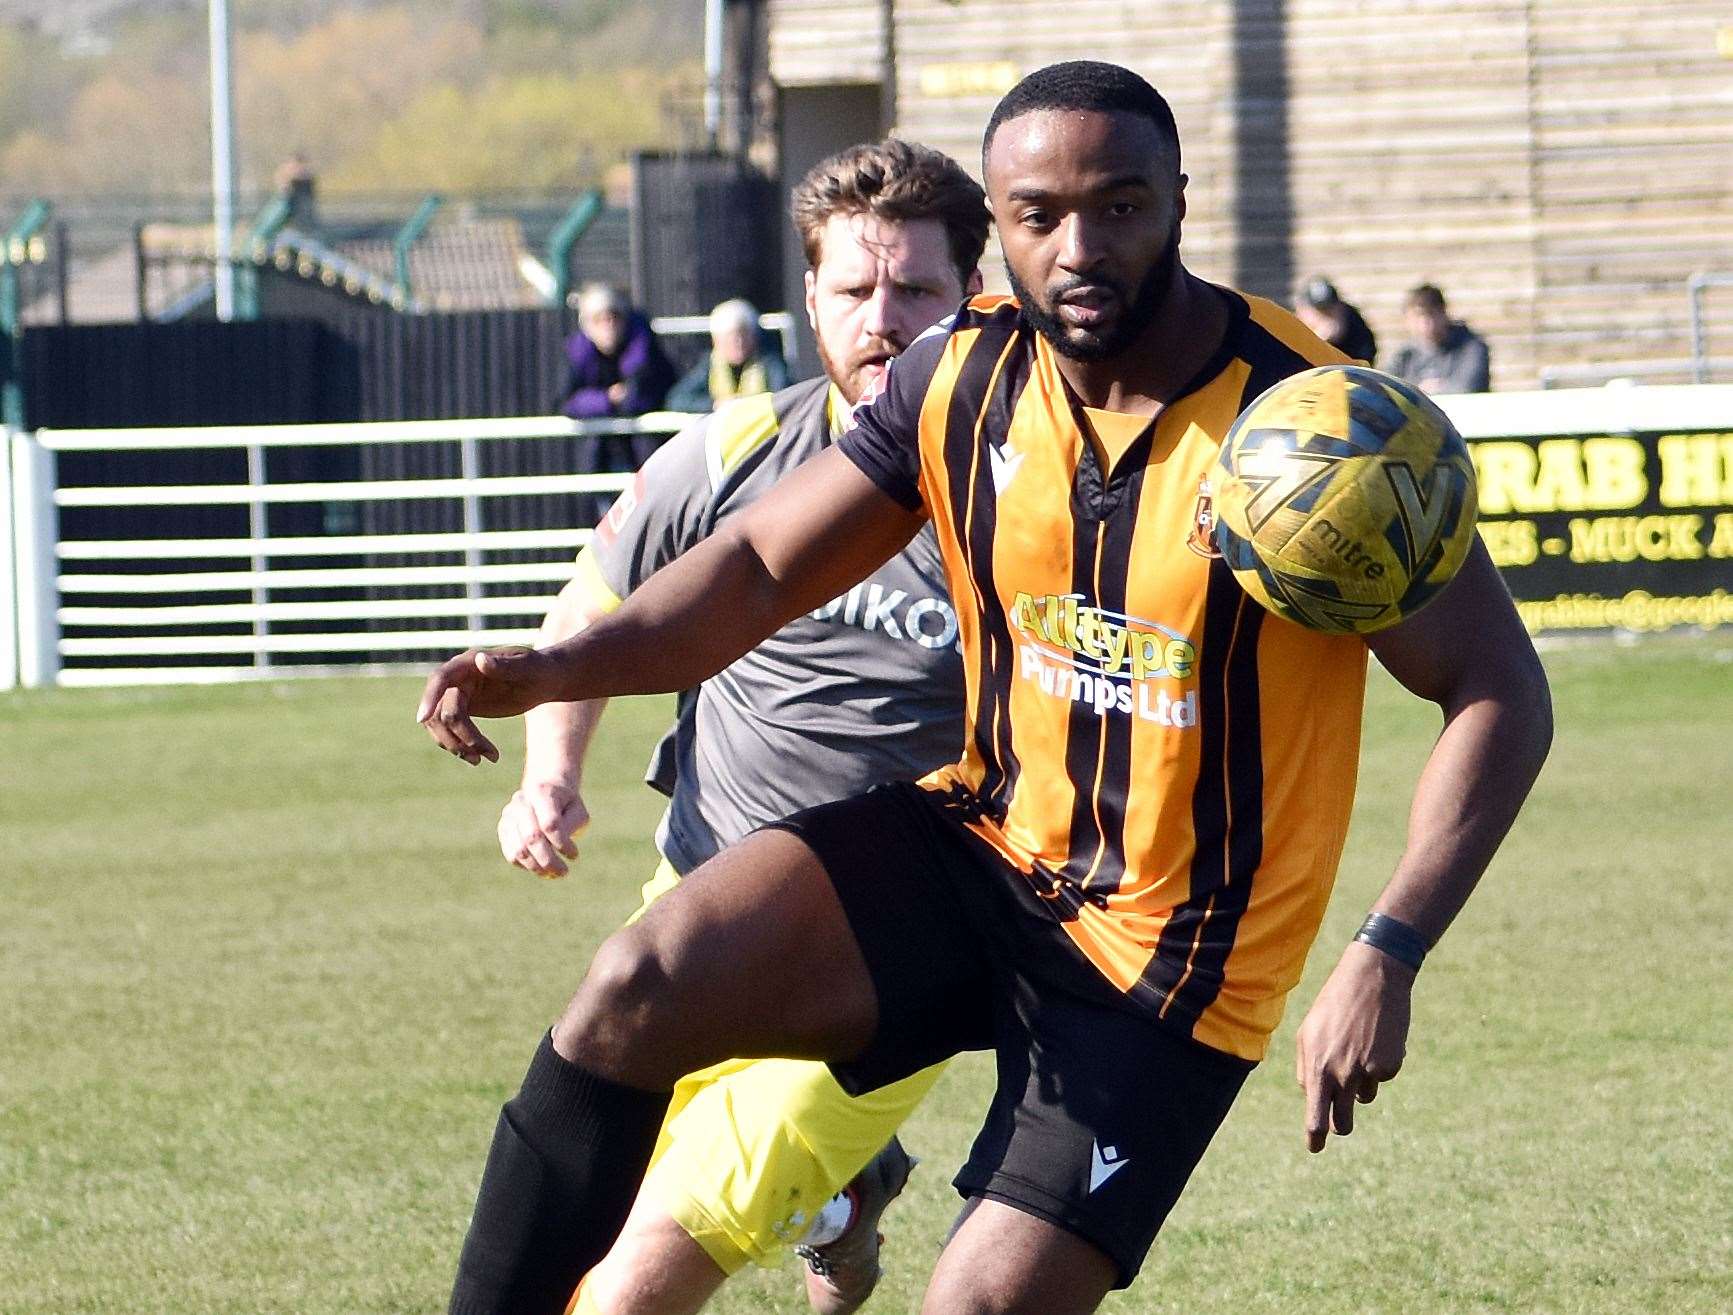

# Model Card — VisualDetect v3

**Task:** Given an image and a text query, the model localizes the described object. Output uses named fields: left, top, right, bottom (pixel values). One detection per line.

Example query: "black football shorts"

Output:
left=763, top=781, right=1254, bottom=1286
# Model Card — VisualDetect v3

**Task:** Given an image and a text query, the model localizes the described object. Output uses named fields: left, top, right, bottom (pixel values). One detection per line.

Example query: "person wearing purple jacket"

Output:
left=562, top=283, right=678, bottom=419
left=561, top=283, right=679, bottom=520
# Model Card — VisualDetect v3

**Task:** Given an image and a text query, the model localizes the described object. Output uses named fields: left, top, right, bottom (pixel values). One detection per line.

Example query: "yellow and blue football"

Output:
left=1212, top=365, right=1479, bottom=635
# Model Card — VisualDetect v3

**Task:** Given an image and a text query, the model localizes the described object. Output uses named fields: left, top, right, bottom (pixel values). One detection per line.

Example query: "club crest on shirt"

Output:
left=1186, top=476, right=1221, bottom=559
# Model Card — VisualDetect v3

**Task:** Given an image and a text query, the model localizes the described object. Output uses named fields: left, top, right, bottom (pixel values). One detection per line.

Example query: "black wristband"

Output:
left=1353, top=912, right=1430, bottom=972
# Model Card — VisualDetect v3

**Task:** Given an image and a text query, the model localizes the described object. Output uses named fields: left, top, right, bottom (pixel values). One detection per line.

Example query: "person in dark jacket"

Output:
left=560, top=283, right=677, bottom=419
left=559, top=283, right=679, bottom=522
left=1295, top=275, right=1377, bottom=365
left=666, top=299, right=791, bottom=413
left=1386, top=283, right=1491, bottom=394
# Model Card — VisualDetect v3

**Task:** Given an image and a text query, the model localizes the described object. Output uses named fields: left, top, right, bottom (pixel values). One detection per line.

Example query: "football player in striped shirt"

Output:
left=422, top=61, right=1551, bottom=1315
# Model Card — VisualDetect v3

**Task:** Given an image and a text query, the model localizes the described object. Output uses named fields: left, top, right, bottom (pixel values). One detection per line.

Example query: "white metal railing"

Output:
left=10, top=382, right=1733, bottom=690
left=1539, top=272, right=1733, bottom=388
left=1, top=430, right=15, bottom=691
left=5, top=412, right=689, bottom=688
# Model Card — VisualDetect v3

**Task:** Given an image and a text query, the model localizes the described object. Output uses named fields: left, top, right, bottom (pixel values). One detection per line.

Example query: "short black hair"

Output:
left=983, top=61, right=1181, bottom=174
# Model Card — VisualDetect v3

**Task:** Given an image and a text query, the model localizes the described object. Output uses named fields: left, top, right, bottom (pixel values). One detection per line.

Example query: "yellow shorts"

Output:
left=628, top=858, right=946, bottom=1274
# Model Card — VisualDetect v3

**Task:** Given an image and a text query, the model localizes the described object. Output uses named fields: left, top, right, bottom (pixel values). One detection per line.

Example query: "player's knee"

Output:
left=574, top=1259, right=640, bottom=1315
left=579, top=1219, right=730, bottom=1315
left=555, top=929, right=674, bottom=1065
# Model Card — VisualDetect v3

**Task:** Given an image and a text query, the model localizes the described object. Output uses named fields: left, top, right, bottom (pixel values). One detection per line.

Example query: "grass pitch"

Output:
left=2, top=642, right=1730, bottom=1313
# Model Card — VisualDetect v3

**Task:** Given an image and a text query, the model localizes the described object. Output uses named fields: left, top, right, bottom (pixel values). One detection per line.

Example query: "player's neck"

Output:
left=1053, top=271, right=1228, bottom=416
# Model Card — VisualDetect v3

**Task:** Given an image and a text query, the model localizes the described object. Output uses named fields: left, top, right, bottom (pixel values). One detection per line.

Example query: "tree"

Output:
left=327, top=70, right=675, bottom=194
left=236, top=7, right=486, bottom=189
left=4, top=69, right=205, bottom=194
left=0, top=0, right=703, bottom=200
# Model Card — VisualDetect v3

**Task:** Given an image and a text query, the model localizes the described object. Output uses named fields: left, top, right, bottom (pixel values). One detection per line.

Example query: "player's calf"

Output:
left=448, top=1032, right=671, bottom=1315
left=920, top=1199, right=1118, bottom=1315
left=451, top=828, right=882, bottom=1314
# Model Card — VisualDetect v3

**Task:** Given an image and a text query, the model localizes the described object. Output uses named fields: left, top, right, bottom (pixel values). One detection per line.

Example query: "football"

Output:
left=1210, top=364, right=1479, bottom=634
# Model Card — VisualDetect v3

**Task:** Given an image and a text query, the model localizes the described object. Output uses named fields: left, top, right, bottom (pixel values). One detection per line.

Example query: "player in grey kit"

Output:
left=490, top=139, right=988, bottom=1315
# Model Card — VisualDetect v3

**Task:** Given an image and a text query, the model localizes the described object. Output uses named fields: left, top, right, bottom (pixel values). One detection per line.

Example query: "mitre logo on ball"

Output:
left=1210, top=365, right=1479, bottom=635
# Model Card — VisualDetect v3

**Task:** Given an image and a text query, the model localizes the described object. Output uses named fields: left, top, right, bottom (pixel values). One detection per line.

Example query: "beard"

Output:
left=815, top=330, right=902, bottom=406
left=1009, top=225, right=1181, bottom=363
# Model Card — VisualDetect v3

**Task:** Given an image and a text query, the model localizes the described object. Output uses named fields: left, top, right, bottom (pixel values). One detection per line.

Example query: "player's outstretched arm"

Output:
left=1296, top=541, right=1553, bottom=1152
left=418, top=446, right=925, bottom=763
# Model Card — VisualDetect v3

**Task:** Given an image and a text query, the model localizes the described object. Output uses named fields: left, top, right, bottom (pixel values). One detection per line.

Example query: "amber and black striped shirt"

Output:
left=839, top=290, right=1366, bottom=1061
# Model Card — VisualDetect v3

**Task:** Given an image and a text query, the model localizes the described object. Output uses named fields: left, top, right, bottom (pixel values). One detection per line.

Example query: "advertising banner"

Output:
left=1442, top=387, right=1733, bottom=636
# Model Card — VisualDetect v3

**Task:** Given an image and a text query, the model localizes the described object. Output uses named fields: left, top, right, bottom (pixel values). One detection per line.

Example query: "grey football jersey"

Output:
left=586, top=376, right=965, bottom=874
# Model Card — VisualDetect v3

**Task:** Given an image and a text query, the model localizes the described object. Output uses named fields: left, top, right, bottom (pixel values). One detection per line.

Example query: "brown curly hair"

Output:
left=790, top=139, right=989, bottom=288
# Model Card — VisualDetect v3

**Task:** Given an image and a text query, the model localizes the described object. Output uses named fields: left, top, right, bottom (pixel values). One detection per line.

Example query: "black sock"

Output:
left=447, top=1032, right=670, bottom=1315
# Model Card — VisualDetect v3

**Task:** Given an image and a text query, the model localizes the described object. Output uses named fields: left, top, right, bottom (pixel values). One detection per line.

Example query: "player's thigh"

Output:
left=952, top=974, right=1255, bottom=1292
left=566, top=784, right=995, bottom=1080
left=772, top=782, right=1002, bottom=1098
left=922, top=1197, right=1117, bottom=1315
left=564, top=823, right=880, bottom=1071
left=645, top=1057, right=948, bottom=1270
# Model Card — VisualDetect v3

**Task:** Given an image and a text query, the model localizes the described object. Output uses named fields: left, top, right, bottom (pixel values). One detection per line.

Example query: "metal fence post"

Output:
left=394, top=195, right=443, bottom=304
left=247, top=442, right=271, bottom=672
left=546, top=189, right=604, bottom=309
left=11, top=430, right=58, bottom=688
left=459, top=433, right=483, bottom=636
left=1689, top=273, right=1708, bottom=385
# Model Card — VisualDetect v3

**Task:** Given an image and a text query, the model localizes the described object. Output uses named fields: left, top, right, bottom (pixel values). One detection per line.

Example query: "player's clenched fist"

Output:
left=416, top=645, right=561, bottom=765
left=499, top=781, right=590, bottom=878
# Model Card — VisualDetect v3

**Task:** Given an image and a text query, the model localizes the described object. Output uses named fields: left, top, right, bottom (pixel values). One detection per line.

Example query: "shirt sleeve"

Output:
left=583, top=414, right=718, bottom=600
left=835, top=324, right=951, bottom=515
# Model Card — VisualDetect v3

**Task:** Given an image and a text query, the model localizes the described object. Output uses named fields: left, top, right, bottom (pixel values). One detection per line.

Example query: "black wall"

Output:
left=17, top=308, right=580, bottom=430
left=631, top=152, right=781, bottom=321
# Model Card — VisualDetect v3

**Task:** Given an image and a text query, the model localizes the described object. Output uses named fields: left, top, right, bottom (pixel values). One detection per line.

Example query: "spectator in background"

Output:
left=1386, top=283, right=1491, bottom=394
left=559, top=283, right=677, bottom=419
left=273, top=152, right=318, bottom=228
left=1294, top=275, right=1376, bottom=364
left=666, top=298, right=791, bottom=413
left=560, top=282, right=679, bottom=524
